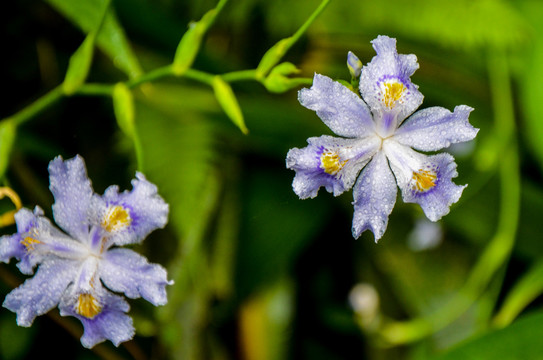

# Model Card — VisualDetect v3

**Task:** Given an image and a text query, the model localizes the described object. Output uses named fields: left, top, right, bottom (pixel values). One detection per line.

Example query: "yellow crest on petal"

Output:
left=382, top=81, right=406, bottom=109
left=412, top=169, right=437, bottom=192
left=21, top=236, right=41, bottom=251
left=76, top=293, right=102, bottom=319
left=102, top=205, right=132, bottom=232
left=321, top=151, right=348, bottom=176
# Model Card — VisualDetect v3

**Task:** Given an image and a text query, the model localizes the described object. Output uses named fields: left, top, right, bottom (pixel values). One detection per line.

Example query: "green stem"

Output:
left=290, top=0, right=331, bottom=48
left=214, top=0, right=228, bottom=14
left=126, top=65, right=175, bottom=88
left=256, top=0, right=331, bottom=78
left=290, top=77, right=314, bottom=86
left=183, top=68, right=215, bottom=85
left=133, top=129, right=145, bottom=173
left=221, top=69, right=258, bottom=82
left=77, top=83, right=114, bottom=96
left=126, top=65, right=228, bottom=88
left=0, top=0, right=317, bottom=130
left=493, top=259, right=543, bottom=328
left=378, top=50, right=520, bottom=346
left=2, top=86, right=64, bottom=126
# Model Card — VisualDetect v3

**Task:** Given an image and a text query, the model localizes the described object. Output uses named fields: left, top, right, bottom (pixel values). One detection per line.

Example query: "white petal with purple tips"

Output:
left=384, top=141, right=465, bottom=221
left=3, top=259, right=78, bottom=326
left=59, top=283, right=134, bottom=348
left=299, top=74, right=375, bottom=138
left=49, top=155, right=93, bottom=241
left=287, top=135, right=380, bottom=198
left=352, top=152, right=397, bottom=242
left=394, top=105, right=478, bottom=151
left=96, top=172, right=169, bottom=246
left=359, top=36, right=424, bottom=135
left=100, top=248, right=172, bottom=306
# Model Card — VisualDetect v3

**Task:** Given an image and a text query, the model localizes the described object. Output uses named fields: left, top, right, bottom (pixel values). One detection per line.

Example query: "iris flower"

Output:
left=286, top=36, right=478, bottom=241
left=0, top=155, right=171, bottom=348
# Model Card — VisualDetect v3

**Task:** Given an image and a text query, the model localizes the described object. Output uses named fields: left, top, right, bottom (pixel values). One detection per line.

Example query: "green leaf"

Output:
left=209, top=162, right=240, bottom=299
left=45, top=0, right=142, bottom=78
left=0, top=120, right=16, bottom=181
left=375, top=242, right=472, bottom=318
left=494, top=258, right=543, bottom=328
left=134, top=84, right=221, bottom=358
left=172, top=0, right=227, bottom=76
left=112, top=82, right=143, bottom=169
left=235, top=167, right=330, bottom=299
left=63, top=34, right=96, bottom=94
left=262, top=62, right=311, bottom=93
left=62, top=0, right=110, bottom=94
left=112, top=83, right=135, bottom=138
left=372, top=235, right=491, bottom=349
left=256, top=38, right=293, bottom=79
left=433, top=310, right=543, bottom=360
left=319, top=0, right=531, bottom=50
left=255, top=0, right=330, bottom=79
left=134, top=85, right=217, bottom=239
left=519, top=1, right=543, bottom=172
left=212, top=76, right=248, bottom=134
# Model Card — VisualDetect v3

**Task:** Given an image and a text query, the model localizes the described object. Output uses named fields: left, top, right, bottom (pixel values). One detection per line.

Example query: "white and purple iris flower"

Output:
left=286, top=36, right=478, bottom=241
left=0, top=155, right=171, bottom=348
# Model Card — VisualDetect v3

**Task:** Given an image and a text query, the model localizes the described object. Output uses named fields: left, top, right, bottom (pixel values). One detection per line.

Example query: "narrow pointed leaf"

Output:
left=45, top=0, right=142, bottom=78
left=63, top=34, right=96, bottom=94
left=255, top=0, right=330, bottom=79
left=172, top=0, right=227, bottom=75
left=256, top=38, right=292, bottom=80
left=212, top=76, right=248, bottom=134
left=519, top=1, right=543, bottom=172
left=0, top=120, right=16, bottom=180
left=263, top=62, right=310, bottom=93
left=112, top=83, right=135, bottom=138
left=494, top=259, right=543, bottom=328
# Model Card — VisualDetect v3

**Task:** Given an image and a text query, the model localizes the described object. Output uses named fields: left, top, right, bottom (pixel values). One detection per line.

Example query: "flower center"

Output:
left=102, top=205, right=132, bottom=232
left=76, top=293, right=102, bottom=319
left=412, top=169, right=437, bottom=192
left=320, top=150, right=347, bottom=176
left=21, top=236, right=40, bottom=251
left=381, top=81, right=406, bottom=109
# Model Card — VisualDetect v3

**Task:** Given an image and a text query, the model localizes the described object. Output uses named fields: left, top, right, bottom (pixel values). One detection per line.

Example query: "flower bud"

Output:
left=347, top=51, right=362, bottom=79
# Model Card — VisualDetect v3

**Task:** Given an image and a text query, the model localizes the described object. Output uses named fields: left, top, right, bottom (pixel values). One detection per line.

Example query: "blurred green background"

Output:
left=2, top=0, right=543, bottom=359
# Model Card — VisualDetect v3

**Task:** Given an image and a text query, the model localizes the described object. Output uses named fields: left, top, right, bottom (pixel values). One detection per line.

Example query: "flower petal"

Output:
left=394, top=105, right=478, bottom=151
left=99, top=248, right=172, bottom=306
left=93, top=173, right=169, bottom=246
left=0, top=233, right=25, bottom=268
left=360, top=35, right=424, bottom=136
left=59, top=284, right=134, bottom=348
left=3, top=259, right=77, bottom=326
left=0, top=207, right=39, bottom=272
left=352, top=151, right=397, bottom=241
left=286, top=135, right=380, bottom=199
left=299, top=74, right=375, bottom=138
left=49, top=155, right=93, bottom=241
left=1, top=207, right=86, bottom=275
left=384, top=140, right=465, bottom=221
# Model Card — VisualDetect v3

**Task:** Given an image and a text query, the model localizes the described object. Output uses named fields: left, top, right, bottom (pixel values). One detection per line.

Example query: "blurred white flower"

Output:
left=407, top=218, right=443, bottom=251
left=349, top=283, right=380, bottom=327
